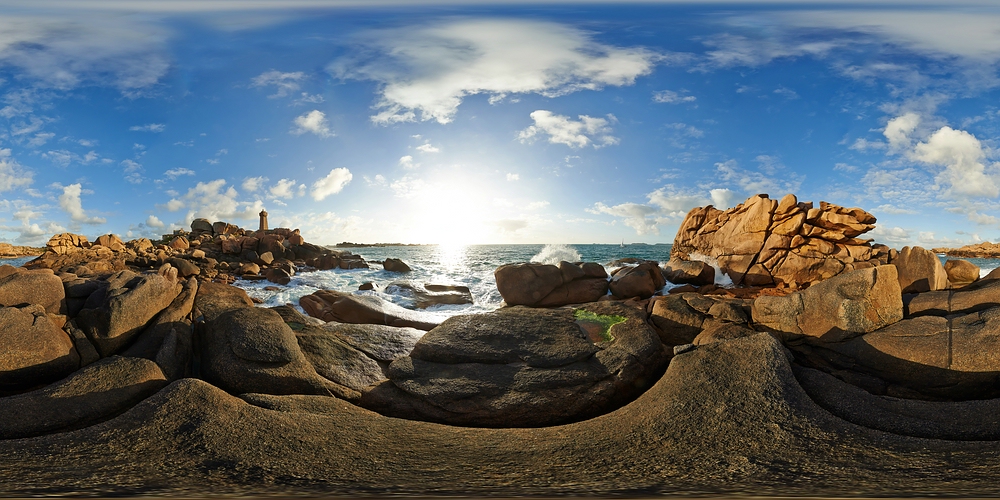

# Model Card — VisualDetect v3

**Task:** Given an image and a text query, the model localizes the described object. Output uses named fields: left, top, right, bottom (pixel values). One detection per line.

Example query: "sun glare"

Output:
left=403, top=173, right=498, bottom=244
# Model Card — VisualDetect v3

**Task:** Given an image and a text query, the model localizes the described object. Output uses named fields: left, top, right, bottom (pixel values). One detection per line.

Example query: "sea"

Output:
left=3, top=245, right=999, bottom=321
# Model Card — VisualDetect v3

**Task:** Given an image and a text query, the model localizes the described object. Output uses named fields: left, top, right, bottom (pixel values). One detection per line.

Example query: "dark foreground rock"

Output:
left=5, top=333, right=1000, bottom=496
left=299, top=289, right=441, bottom=331
left=361, top=301, right=668, bottom=427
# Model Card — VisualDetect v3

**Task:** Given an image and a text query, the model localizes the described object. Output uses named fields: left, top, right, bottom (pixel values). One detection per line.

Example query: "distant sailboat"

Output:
left=620, top=239, right=626, bottom=248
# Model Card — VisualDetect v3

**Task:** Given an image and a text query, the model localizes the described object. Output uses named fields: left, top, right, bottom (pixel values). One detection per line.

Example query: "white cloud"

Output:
left=121, top=159, right=142, bottom=173
left=164, top=168, right=196, bottom=180
left=332, top=19, right=665, bottom=124
left=269, top=178, right=297, bottom=199
left=496, top=219, right=528, bottom=233
left=145, top=214, right=164, bottom=228
left=506, top=173, right=519, bottom=181
left=398, top=155, right=416, bottom=169
left=869, top=225, right=911, bottom=246
left=291, top=110, right=334, bottom=137
left=416, top=143, right=439, bottom=153
left=715, top=159, right=802, bottom=195
left=42, top=149, right=73, bottom=167
left=26, top=132, right=54, bottom=147
left=250, top=70, right=306, bottom=98
left=294, top=93, right=325, bottom=105
left=130, top=123, right=165, bottom=132
left=168, top=179, right=263, bottom=222
left=163, top=199, right=185, bottom=211
left=518, top=110, right=619, bottom=149
left=652, top=89, right=696, bottom=104
left=242, top=176, right=267, bottom=192
left=390, top=175, right=426, bottom=198
left=0, top=149, right=32, bottom=192
left=883, top=112, right=920, bottom=150
left=311, top=167, right=353, bottom=201
left=589, top=201, right=660, bottom=235
left=710, top=188, right=738, bottom=209
left=58, top=183, right=105, bottom=224
left=364, top=174, right=387, bottom=186
left=588, top=185, right=713, bottom=236
left=526, top=200, right=550, bottom=210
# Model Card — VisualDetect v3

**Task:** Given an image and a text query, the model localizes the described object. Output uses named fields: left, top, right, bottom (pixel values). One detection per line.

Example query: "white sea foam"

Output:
left=688, top=253, right=733, bottom=287
left=530, top=244, right=581, bottom=265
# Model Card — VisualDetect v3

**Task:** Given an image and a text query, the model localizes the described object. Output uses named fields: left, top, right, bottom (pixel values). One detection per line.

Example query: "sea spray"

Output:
left=688, top=253, right=734, bottom=287
left=531, top=244, right=582, bottom=265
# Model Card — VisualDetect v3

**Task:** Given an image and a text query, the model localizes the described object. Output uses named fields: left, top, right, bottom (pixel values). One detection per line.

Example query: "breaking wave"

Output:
left=531, top=244, right=582, bottom=265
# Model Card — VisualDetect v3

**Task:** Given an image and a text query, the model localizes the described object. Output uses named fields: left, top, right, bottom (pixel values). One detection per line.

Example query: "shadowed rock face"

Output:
left=361, top=301, right=668, bottom=427
left=299, top=289, right=441, bottom=331
left=494, top=261, right=609, bottom=306
left=0, top=304, right=79, bottom=391
left=672, top=193, right=888, bottom=288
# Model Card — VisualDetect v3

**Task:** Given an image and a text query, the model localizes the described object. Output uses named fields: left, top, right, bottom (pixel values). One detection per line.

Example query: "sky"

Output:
left=0, top=1, right=998, bottom=246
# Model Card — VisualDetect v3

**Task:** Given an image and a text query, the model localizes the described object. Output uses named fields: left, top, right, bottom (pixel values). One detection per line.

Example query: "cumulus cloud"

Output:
left=251, top=70, right=306, bottom=98
left=416, top=143, right=439, bottom=153
left=715, top=159, right=802, bottom=195
left=242, top=176, right=267, bottom=192
left=398, top=155, right=416, bottom=169
left=163, top=179, right=263, bottom=222
left=506, top=173, right=519, bottom=181
left=58, top=183, right=105, bottom=224
left=882, top=112, right=1000, bottom=199
left=869, top=225, right=912, bottom=246
left=291, top=110, right=334, bottom=137
left=710, top=188, right=738, bottom=209
left=518, top=110, right=619, bottom=149
left=332, top=19, right=665, bottom=124
left=130, top=123, right=165, bottom=132
left=588, top=185, right=712, bottom=235
left=145, top=214, right=164, bottom=228
left=269, top=178, right=297, bottom=199
left=589, top=201, right=660, bottom=235
left=311, top=167, right=353, bottom=201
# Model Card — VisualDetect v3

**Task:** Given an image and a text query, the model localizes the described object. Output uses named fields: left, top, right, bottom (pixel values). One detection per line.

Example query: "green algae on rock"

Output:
left=574, top=309, right=626, bottom=343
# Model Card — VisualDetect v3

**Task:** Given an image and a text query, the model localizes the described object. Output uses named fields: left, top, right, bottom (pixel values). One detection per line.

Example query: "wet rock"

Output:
left=383, top=258, right=411, bottom=273
left=263, top=267, right=292, bottom=285
left=609, top=261, right=666, bottom=299
left=662, top=258, right=715, bottom=286
left=495, top=261, right=608, bottom=307
left=386, top=282, right=473, bottom=309
left=299, top=290, right=441, bottom=331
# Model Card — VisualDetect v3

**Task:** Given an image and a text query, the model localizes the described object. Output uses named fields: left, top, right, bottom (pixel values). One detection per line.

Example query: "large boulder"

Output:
left=122, top=277, right=198, bottom=381
left=299, top=290, right=441, bottom=331
left=191, top=218, right=213, bottom=233
left=908, top=279, right=1000, bottom=317
left=93, top=234, right=125, bottom=252
left=609, top=261, right=666, bottom=299
left=649, top=293, right=750, bottom=346
left=0, top=355, right=167, bottom=439
left=201, top=307, right=355, bottom=399
left=672, top=193, right=885, bottom=288
left=76, top=269, right=183, bottom=357
left=0, top=304, right=79, bottom=391
left=193, top=281, right=254, bottom=322
left=0, top=266, right=66, bottom=315
left=661, top=258, right=715, bottom=286
left=494, top=261, right=608, bottom=307
left=383, top=258, right=411, bottom=273
left=893, top=246, right=949, bottom=293
left=944, top=259, right=979, bottom=288
left=385, top=282, right=473, bottom=309
left=320, top=322, right=424, bottom=362
left=44, top=233, right=89, bottom=255
left=361, top=301, right=668, bottom=427
left=752, top=265, right=903, bottom=343
left=296, top=325, right=387, bottom=391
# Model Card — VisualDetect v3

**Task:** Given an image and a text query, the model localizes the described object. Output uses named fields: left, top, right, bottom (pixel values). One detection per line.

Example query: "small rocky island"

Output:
left=0, top=193, right=1000, bottom=497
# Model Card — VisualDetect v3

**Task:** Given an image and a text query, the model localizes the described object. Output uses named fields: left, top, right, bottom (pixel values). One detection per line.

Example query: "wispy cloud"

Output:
left=518, top=110, right=619, bottom=149
left=130, top=123, right=166, bottom=132
left=251, top=70, right=306, bottom=98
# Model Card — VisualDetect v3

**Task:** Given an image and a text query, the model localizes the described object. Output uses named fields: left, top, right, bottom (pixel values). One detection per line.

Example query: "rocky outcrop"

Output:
left=299, top=290, right=441, bottom=331
left=494, top=261, right=609, bottom=307
left=385, top=282, right=473, bottom=309
left=944, top=259, right=979, bottom=288
left=0, top=242, right=42, bottom=257
left=362, top=301, right=667, bottom=427
left=934, top=241, right=1000, bottom=258
left=672, top=193, right=888, bottom=288
left=893, top=246, right=949, bottom=293
left=609, top=261, right=665, bottom=299
left=383, top=258, right=411, bottom=273
left=649, top=293, right=751, bottom=346
left=907, top=278, right=1000, bottom=317
left=752, top=265, right=903, bottom=343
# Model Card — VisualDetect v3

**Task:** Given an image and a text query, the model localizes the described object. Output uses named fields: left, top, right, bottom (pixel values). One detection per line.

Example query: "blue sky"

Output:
left=0, top=1, right=998, bottom=246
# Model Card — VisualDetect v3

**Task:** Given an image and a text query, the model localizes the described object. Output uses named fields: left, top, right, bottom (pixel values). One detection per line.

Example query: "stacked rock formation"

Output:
left=25, top=218, right=367, bottom=286
left=672, top=193, right=890, bottom=288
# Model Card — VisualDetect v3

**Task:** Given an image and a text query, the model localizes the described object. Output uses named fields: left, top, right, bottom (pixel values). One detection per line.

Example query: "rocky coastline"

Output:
left=2, top=193, right=1000, bottom=496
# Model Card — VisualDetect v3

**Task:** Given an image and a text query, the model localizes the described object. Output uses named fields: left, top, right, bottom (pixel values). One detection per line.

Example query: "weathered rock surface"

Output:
left=907, top=278, right=1000, bottom=317
left=752, top=265, right=903, bottom=343
left=362, top=301, right=667, bottom=427
left=649, top=293, right=751, bottom=346
left=944, top=259, right=979, bottom=288
left=0, top=356, right=166, bottom=439
left=0, top=304, right=79, bottom=390
left=662, top=257, right=715, bottom=286
left=672, top=193, right=887, bottom=288
left=76, top=269, right=183, bottom=357
left=0, top=266, right=65, bottom=315
left=299, top=290, right=441, bottom=331
left=894, top=246, right=949, bottom=293
left=609, top=261, right=666, bottom=299
left=296, top=325, right=386, bottom=391
left=193, top=281, right=254, bottom=322
left=798, top=306, right=1000, bottom=399
left=201, top=307, right=356, bottom=399
left=495, top=261, right=608, bottom=307
left=319, top=322, right=424, bottom=362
